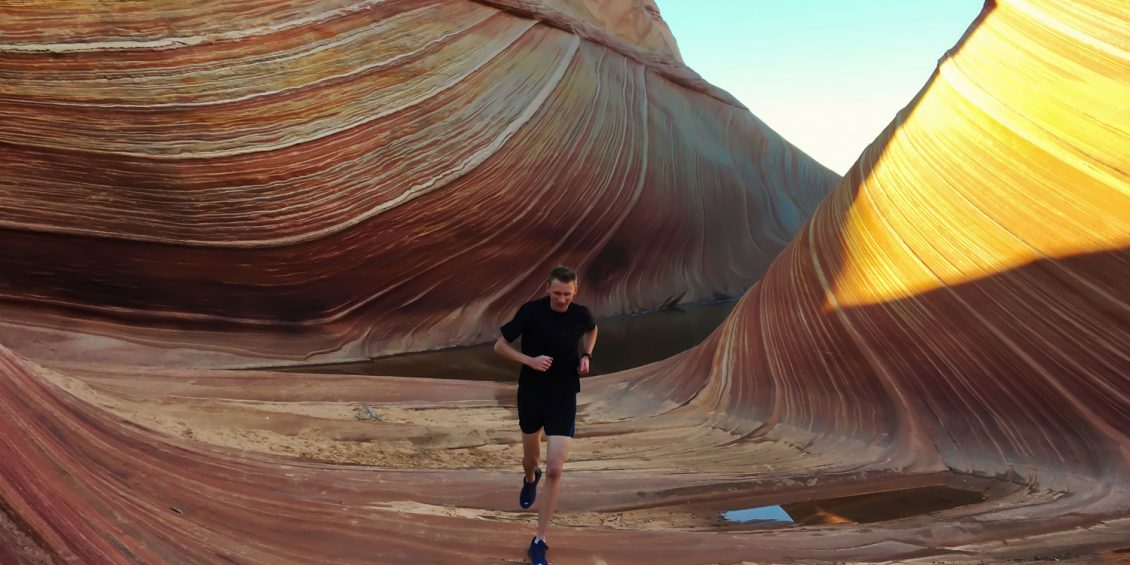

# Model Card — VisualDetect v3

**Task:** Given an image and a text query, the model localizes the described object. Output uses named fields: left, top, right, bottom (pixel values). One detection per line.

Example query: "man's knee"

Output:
left=545, top=461, right=565, bottom=481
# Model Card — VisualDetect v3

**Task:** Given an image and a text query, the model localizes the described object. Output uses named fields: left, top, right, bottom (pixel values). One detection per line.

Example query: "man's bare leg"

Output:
left=522, top=431, right=541, bottom=482
left=536, top=435, right=572, bottom=540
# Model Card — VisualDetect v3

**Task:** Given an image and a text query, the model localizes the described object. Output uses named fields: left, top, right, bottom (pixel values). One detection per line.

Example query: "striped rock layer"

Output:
left=606, top=0, right=1129, bottom=553
left=0, top=0, right=1127, bottom=563
left=0, top=0, right=837, bottom=368
left=645, top=0, right=1130, bottom=480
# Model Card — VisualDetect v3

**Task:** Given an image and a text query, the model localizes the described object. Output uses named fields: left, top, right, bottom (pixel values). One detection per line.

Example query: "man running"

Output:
left=494, top=266, right=597, bottom=565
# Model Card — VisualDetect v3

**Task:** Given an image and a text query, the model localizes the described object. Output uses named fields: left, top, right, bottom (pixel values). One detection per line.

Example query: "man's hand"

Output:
left=578, top=355, right=590, bottom=376
left=526, top=355, right=553, bottom=372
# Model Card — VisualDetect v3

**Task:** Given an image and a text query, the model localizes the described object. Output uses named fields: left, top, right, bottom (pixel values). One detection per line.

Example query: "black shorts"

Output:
left=517, top=384, right=577, bottom=437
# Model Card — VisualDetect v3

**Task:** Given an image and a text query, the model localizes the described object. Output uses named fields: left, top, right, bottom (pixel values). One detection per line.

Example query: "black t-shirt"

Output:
left=500, top=296, right=596, bottom=392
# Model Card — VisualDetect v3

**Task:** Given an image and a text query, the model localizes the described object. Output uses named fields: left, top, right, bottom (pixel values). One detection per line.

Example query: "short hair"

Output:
left=547, top=265, right=577, bottom=284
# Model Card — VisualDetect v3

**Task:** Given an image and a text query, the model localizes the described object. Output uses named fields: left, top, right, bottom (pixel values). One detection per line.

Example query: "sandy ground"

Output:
left=0, top=349, right=1120, bottom=564
left=41, top=367, right=756, bottom=532
left=38, top=363, right=981, bottom=534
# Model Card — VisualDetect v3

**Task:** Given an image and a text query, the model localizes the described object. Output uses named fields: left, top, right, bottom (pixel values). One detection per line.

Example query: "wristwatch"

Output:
left=581, top=352, right=592, bottom=360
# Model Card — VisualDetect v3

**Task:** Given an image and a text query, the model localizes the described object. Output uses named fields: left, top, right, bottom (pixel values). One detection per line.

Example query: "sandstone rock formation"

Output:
left=0, top=0, right=1127, bottom=562
left=481, top=0, right=686, bottom=63
left=0, top=0, right=836, bottom=368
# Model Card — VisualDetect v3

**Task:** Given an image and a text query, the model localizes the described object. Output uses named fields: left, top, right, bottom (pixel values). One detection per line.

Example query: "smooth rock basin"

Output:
left=0, top=0, right=1126, bottom=562
left=276, top=300, right=738, bottom=380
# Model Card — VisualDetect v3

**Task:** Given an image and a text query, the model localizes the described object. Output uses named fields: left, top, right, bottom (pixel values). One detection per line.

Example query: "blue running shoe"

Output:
left=519, top=468, right=542, bottom=509
left=527, top=537, right=549, bottom=565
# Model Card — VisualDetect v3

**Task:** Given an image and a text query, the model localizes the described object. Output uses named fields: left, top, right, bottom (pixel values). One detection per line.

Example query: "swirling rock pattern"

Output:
left=593, top=0, right=1130, bottom=552
left=0, top=0, right=1127, bottom=563
left=0, top=0, right=836, bottom=368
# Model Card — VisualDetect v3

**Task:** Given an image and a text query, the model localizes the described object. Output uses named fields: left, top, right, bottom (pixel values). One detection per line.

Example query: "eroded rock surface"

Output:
left=0, top=0, right=1126, bottom=562
left=0, top=0, right=835, bottom=368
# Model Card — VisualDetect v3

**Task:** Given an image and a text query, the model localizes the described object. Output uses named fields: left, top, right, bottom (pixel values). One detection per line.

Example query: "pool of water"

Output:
left=722, top=505, right=794, bottom=524
left=722, top=485, right=990, bottom=526
left=279, top=299, right=737, bottom=380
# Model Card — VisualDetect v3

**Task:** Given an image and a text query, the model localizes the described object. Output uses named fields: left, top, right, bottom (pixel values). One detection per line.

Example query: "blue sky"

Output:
left=654, top=0, right=984, bottom=174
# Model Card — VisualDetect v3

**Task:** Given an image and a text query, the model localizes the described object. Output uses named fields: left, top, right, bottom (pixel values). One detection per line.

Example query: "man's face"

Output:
left=546, top=279, right=576, bottom=312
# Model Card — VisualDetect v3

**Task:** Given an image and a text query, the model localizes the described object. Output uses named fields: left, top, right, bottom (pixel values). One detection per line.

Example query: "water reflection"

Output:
left=282, top=300, right=737, bottom=380
left=722, top=505, right=793, bottom=523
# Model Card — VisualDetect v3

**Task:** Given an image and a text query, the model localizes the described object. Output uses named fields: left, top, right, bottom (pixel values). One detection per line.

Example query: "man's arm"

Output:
left=578, top=326, right=598, bottom=376
left=494, top=336, right=553, bottom=372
